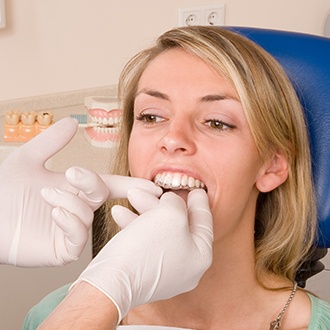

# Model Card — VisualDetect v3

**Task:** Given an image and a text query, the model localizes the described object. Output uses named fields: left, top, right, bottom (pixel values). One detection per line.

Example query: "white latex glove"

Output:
left=0, top=117, right=162, bottom=267
left=0, top=117, right=79, bottom=267
left=41, top=167, right=163, bottom=260
left=72, top=188, right=213, bottom=323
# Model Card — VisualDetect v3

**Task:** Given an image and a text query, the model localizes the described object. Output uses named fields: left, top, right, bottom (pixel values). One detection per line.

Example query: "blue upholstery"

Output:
left=230, top=27, right=330, bottom=248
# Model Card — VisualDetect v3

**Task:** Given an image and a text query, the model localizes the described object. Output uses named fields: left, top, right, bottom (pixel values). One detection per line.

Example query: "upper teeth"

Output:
left=154, top=172, right=206, bottom=191
left=90, top=115, right=122, bottom=127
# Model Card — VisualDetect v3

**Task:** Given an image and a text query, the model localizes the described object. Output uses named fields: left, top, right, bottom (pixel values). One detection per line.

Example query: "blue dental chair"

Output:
left=230, top=27, right=330, bottom=285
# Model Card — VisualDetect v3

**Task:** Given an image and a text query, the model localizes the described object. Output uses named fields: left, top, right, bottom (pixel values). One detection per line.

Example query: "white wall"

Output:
left=0, top=0, right=329, bottom=102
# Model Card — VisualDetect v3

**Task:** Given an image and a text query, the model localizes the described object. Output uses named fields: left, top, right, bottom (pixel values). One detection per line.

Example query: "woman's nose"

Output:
left=159, top=121, right=196, bottom=155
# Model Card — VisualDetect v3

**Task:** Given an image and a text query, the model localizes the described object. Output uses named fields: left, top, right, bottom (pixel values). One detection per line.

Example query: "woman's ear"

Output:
left=256, top=153, right=289, bottom=193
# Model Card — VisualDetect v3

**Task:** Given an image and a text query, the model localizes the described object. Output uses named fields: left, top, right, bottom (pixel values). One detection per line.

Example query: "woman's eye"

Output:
left=136, top=113, right=164, bottom=124
left=205, top=119, right=234, bottom=131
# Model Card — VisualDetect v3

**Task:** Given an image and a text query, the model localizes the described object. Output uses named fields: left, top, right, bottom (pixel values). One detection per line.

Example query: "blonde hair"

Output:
left=98, top=26, right=316, bottom=285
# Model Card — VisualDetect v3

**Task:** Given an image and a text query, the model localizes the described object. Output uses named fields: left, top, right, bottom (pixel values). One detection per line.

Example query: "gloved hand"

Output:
left=0, top=117, right=79, bottom=267
left=72, top=188, right=213, bottom=323
left=0, top=117, right=162, bottom=267
left=41, top=166, right=163, bottom=262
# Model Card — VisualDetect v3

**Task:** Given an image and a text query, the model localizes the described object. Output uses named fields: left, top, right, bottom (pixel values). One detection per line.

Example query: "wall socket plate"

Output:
left=178, top=4, right=225, bottom=27
left=0, top=0, right=6, bottom=29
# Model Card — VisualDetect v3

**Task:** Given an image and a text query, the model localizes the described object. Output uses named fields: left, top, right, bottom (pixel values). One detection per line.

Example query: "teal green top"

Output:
left=308, top=293, right=330, bottom=329
left=23, top=284, right=330, bottom=329
left=23, top=284, right=71, bottom=329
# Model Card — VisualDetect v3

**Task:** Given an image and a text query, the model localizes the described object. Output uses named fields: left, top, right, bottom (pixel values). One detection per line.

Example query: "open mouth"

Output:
left=153, top=171, right=207, bottom=191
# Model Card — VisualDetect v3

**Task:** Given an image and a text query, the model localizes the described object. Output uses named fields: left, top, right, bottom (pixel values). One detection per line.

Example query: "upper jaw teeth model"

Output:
left=83, top=96, right=123, bottom=148
left=4, top=110, right=54, bottom=142
left=153, top=172, right=207, bottom=191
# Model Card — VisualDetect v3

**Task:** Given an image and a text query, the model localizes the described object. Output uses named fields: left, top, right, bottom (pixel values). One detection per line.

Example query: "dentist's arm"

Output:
left=38, top=281, right=119, bottom=330
left=38, top=189, right=213, bottom=329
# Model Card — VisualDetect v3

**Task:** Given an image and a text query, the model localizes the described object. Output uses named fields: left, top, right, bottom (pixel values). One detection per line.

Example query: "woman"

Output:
left=24, top=26, right=330, bottom=329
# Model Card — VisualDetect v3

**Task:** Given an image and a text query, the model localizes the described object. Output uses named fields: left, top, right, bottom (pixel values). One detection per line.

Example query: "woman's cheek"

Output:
left=128, top=144, right=144, bottom=176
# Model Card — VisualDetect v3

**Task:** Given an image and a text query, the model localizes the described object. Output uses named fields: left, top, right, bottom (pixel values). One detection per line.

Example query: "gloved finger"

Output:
left=159, top=191, right=187, bottom=212
left=100, top=174, right=163, bottom=200
left=41, top=187, right=94, bottom=229
left=65, top=166, right=109, bottom=210
left=126, top=188, right=160, bottom=214
left=111, top=205, right=138, bottom=229
left=187, top=189, right=213, bottom=255
left=111, top=186, right=161, bottom=229
left=52, top=207, right=89, bottom=260
left=20, top=117, right=78, bottom=164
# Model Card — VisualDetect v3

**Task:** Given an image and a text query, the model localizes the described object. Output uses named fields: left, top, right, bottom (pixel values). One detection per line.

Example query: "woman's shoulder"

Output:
left=22, top=283, right=71, bottom=330
left=307, top=293, right=330, bottom=329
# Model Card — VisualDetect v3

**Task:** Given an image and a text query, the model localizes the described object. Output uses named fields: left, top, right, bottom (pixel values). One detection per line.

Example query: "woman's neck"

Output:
left=124, top=238, right=267, bottom=328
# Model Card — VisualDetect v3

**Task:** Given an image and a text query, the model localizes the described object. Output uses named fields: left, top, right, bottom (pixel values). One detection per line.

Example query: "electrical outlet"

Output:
left=178, top=7, right=202, bottom=26
left=178, top=4, right=225, bottom=27
left=0, top=0, right=6, bottom=29
left=203, top=5, right=225, bottom=26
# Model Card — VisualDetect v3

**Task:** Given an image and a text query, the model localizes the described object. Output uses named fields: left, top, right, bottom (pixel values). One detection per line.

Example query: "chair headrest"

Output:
left=230, top=27, right=330, bottom=248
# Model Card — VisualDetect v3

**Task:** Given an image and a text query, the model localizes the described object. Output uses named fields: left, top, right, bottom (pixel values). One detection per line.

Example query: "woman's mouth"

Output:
left=153, top=171, right=207, bottom=191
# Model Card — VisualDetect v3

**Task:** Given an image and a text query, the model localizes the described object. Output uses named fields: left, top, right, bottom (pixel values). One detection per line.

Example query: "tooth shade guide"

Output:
left=4, top=110, right=54, bottom=142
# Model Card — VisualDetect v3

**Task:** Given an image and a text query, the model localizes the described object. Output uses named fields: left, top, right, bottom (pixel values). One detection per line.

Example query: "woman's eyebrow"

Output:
left=199, top=94, right=239, bottom=102
left=136, top=89, right=239, bottom=103
left=136, top=89, right=170, bottom=101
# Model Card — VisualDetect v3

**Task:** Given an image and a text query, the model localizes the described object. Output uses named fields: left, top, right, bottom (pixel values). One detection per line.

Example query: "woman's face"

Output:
left=128, top=48, right=268, bottom=237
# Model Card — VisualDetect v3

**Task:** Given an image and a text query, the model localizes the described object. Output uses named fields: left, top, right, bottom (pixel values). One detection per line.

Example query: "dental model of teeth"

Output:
left=4, top=110, right=54, bottom=142
left=84, top=96, right=123, bottom=148
left=154, top=172, right=206, bottom=191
